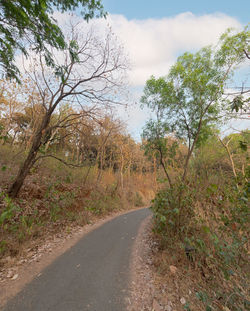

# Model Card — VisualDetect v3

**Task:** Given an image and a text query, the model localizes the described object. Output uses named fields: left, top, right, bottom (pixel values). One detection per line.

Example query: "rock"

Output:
left=7, top=270, right=14, bottom=278
left=153, top=299, right=162, bottom=311
left=169, top=265, right=177, bottom=274
left=180, top=297, right=186, bottom=305
left=11, top=274, right=18, bottom=280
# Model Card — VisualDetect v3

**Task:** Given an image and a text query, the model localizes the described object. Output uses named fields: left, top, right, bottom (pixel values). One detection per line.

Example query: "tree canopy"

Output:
left=141, top=27, right=249, bottom=181
left=0, top=0, right=105, bottom=81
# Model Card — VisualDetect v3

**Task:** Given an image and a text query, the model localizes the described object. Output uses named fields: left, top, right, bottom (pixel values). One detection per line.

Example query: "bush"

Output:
left=150, top=173, right=249, bottom=310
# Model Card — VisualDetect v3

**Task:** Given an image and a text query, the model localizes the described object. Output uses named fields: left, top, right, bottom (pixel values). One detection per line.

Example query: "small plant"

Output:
left=0, top=240, right=7, bottom=255
left=0, top=192, right=19, bottom=226
left=134, top=191, right=145, bottom=207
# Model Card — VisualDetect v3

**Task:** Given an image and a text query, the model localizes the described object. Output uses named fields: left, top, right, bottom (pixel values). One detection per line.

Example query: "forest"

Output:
left=0, top=1, right=249, bottom=310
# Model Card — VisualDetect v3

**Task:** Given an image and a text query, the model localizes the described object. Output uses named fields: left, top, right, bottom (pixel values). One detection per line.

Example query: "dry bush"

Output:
left=150, top=159, right=249, bottom=311
left=0, top=148, right=156, bottom=264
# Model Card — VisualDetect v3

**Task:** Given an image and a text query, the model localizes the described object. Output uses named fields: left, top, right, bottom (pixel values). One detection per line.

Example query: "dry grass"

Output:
left=149, top=169, right=250, bottom=311
left=0, top=147, right=156, bottom=267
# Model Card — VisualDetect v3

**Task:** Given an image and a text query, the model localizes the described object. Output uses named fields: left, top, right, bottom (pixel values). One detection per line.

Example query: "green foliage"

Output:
left=0, top=192, right=19, bottom=226
left=141, top=28, right=249, bottom=186
left=216, top=25, right=250, bottom=67
left=183, top=303, right=191, bottom=311
left=151, top=182, right=195, bottom=239
left=231, top=95, right=250, bottom=113
left=44, top=181, right=77, bottom=221
left=0, top=240, right=7, bottom=255
left=142, top=119, right=178, bottom=162
left=0, top=0, right=106, bottom=81
left=151, top=170, right=249, bottom=309
left=141, top=45, right=230, bottom=149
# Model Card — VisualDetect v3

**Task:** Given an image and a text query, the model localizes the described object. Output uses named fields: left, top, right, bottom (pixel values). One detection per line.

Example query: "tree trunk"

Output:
left=44, top=127, right=59, bottom=152
left=218, top=136, right=238, bottom=186
left=159, top=149, right=172, bottom=188
left=119, top=152, right=124, bottom=190
left=153, top=155, right=157, bottom=185
left=8, top=112, right=51, bottom=198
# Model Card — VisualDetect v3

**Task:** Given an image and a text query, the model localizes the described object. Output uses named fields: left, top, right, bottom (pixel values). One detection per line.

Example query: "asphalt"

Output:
left=2, top=208, right=151, bottom=311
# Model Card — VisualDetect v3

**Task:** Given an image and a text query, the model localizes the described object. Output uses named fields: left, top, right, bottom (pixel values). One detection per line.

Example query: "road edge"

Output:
left=0, top=206, right=147, bottom=309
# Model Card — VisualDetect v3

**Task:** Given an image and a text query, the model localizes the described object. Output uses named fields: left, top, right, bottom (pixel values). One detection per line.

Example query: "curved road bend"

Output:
left=2, top=208, right=151, bottom=311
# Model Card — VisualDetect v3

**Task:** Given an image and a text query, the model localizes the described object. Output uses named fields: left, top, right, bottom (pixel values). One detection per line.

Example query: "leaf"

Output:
left=239, top=140, right=247, bottom=152
left=202, top=225, right=210, bottom=234
left=160, top=215, right=166, bottom=222
left=207, top=183, right=218, bottom=194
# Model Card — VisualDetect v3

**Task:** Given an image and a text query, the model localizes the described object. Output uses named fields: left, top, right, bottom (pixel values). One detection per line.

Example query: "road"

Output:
left=2, top=208, right=151, bottom=311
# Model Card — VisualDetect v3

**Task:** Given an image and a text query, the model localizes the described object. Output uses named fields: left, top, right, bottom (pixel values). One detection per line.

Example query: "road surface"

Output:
left=2, top=208, right=151, bottom=311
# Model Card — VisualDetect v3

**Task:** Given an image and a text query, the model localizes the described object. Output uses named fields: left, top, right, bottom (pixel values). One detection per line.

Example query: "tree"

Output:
left=141, top=27, right=249, bottom=182
left=217, top=131, right=249, bottom=181
left=220, top=26, right=250, bottom=117
left=0, top=79, right=24, bottom=142
left=7, top=24, right=128, bottom=198
left=142, top=119, right=175, bottom=188
left=0, top=0, right=105, bottom=81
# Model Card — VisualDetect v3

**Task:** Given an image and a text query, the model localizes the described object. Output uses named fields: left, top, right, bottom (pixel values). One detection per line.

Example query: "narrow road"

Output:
left=2, top=208, right=151, bottom=311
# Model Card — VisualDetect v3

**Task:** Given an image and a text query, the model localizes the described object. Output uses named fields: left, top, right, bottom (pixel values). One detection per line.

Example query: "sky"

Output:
left=20, top=1, right=250, bottom=140
left=94, top=1, right=249, bottom=138
left=102, top=0, right=250, bottom=24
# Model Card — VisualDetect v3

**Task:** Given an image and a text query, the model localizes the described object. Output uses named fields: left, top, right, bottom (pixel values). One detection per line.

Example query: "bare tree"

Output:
left=8, top=23, right=128, bottom=198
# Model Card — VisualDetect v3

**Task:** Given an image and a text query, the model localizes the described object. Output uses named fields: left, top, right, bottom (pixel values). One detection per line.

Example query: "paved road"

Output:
left=2, top=208, right=151, bottom=311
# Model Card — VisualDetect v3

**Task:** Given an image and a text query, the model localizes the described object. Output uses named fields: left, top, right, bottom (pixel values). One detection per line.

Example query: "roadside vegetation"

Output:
left=0, top=135, right=155, bottom=260
left=0, top=73, right=157, bottom=262
left=141, top=26, right=249, bottom=311
left=0, top=1, right=156, bottom=269
left=0, top=1, right=249, bottom=310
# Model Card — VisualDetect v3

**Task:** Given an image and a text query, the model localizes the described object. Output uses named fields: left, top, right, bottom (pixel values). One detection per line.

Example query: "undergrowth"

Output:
left=0, top=152, right=155, bottom=263
left=151, top=171, right=249, bottom=311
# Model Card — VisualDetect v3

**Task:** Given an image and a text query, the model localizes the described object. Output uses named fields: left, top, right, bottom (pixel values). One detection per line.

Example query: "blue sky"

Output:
left=102, top=0, right=250, bottom=24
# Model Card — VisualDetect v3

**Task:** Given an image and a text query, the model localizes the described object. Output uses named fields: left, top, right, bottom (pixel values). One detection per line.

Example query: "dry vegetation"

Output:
left=0, top=141, right=156, bottom=266
left=138, top=27, right=249, bottom=311
left=147, top=134, right=250, bottom=311
left=0, top=20, right=158, bottom=271
left=0, top=18, right=249, bottom=311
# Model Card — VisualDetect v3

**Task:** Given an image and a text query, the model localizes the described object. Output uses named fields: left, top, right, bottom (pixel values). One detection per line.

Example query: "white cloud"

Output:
left=106, top=12, right=242, bottom=86
left=17, top=11, right=242, bottom=88
left=50, top=11, right=242, bottom=87
left=102, top=12, right=243, bottom=137
left=15, top=11, right=245, bottom=138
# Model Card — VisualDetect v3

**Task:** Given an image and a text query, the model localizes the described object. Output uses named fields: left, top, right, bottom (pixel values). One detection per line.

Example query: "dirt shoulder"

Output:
left=127, top=214, right=155, bottom=310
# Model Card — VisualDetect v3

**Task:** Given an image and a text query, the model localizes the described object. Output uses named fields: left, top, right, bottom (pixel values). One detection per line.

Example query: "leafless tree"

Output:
left=8, top=23, right=128, bottom=198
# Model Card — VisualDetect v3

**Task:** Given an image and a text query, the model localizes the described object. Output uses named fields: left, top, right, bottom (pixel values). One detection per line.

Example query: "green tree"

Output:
left=142, top=119, right=176, bottom=188
left=141, top=27, right=249, bottom=182
left=0, top=0, right=105, bottom=81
